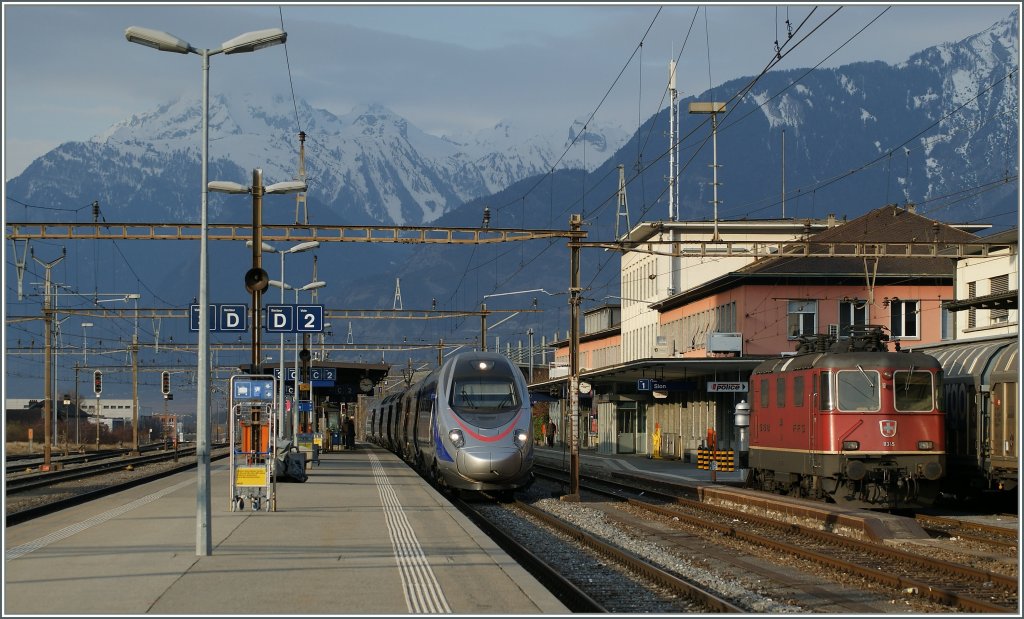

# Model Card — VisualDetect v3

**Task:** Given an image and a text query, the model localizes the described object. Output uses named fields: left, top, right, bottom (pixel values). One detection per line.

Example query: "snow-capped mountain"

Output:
left=11, top=93, right=629, bottom=227
left=648, top=9, right=1020, bottom=227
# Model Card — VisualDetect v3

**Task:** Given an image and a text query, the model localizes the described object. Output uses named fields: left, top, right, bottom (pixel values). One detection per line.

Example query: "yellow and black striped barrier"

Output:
left=696, top=449, right=735, bottom=471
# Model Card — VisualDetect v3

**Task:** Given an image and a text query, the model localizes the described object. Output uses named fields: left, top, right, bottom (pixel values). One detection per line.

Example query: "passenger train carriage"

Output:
left=749, top=327, right=945, bottom=509
left=366, top=351, right=535, bottom=498
left=913, top=335, right=1018, bottom=502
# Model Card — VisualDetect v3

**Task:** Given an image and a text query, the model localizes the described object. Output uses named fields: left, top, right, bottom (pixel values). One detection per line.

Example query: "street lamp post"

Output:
left=210, top=173, right=307, bottom=374
left=256, top=241, right=320, bottom=440
left=127, top=293, right=141, bottom=455
left=268, top=279, right=326, bottom=444
left=126, top=24, right=287, bottom=557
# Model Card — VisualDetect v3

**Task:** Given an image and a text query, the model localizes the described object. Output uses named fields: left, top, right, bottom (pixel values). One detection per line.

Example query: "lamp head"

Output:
left=300, top=281, right=327, bottom=292
left=125, top=26, right=194, bottom=54
left=208, top=181, right=250, bottom=194
left=287, top=241, right=320, bottom=254
left=246, top=240, right=278, bottom=252
left=221, top=28, right=287, bottom=54
left=265, top=180, right=307, bottom=194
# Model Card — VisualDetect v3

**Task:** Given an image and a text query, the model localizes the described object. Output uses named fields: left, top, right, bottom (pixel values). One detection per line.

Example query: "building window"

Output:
left=890, top=299, right=920, bottom=339
left=839, top=299, right=867, bottom=335
left=788, top=300, right=817, bottom=338
left=941, top=306, right=955, bottom=340
left=990, top=274, right=1009, bottom=323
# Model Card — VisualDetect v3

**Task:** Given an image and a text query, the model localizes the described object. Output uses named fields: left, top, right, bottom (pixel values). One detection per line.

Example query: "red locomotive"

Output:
left=748, top=326, right=945, bottom=510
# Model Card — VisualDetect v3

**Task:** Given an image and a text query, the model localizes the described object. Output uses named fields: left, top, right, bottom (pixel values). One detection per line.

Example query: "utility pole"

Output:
left=131, top=294, right=141, bottom=455
left=565, top=214, right=582, bottom=501
left=250, top=168, right=266, bottom=373
left=74, top=362, right=80, bottom=446
left=32, top=247, right=65, bottom=470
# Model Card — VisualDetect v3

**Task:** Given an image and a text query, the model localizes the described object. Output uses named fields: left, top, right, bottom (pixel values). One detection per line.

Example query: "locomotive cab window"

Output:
left=450, top=379, right=519, bottom=411
left=893, top=370, right=935, bottom=412
left=836, top=367, right=880, bottom=411
left=818, top=372, right=832, bottom=411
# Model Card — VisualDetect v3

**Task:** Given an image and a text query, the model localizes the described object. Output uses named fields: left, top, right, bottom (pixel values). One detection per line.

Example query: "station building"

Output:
left=532, top=204, right=989, bottom=462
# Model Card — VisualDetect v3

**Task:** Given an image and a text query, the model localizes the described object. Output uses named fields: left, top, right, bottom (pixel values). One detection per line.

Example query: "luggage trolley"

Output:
left=229, top=374, right=278, bottom=512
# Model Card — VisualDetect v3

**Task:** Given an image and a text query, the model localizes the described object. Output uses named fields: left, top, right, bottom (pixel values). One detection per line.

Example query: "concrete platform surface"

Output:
left=4, top=445, right=567, bottom=615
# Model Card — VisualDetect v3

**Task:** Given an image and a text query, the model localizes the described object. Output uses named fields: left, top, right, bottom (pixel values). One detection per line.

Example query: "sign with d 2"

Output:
left=296, top=305, right=324, bottom=332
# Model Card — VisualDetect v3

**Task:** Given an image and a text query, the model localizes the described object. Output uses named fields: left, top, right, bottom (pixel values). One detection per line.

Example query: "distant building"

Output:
left=6, top=397, right=136, bottom=430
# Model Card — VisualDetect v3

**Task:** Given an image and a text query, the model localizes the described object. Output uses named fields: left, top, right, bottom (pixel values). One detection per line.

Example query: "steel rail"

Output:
left=513, top=499, right=747, bottom=613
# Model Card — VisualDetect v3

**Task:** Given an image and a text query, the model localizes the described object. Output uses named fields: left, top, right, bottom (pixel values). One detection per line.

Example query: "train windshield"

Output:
left=447, top=356, right=522, bottom=418
left=450, top=379, right=520, bottom=412
left=893, top=370, right=935, bottom=412
left=836, top=367, right=880, bottom=412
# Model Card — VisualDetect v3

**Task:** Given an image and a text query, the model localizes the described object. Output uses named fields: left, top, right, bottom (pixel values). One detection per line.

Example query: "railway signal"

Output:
left=93, top=370, right=102, bottom=396
left=161, top=370, right=170, bottom=395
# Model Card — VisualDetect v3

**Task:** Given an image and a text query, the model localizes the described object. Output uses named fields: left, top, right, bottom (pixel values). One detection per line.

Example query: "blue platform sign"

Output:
left=636, top=379, right=696, bottom=392
left=189, top=304, right=217, bottom=332
left=219, top=304, right=248, bottom=332
left=266, top=304, right=294, bottom=333
left=297, top=400, right=313, bottom=413
left=191, top=303, right=249, bottom=332
left=309, top=367, right=336, bottom=388
left=296, top=305, right=324, bottom=332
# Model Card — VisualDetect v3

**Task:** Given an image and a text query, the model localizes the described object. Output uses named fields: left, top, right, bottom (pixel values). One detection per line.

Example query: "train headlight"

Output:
left=513, top=428, right=528, bottom=448
left=448, top=429, right=465, bottom=448
left=917, top=440, right=934, bottom=450
left=842, top=440, right=860, bottom=451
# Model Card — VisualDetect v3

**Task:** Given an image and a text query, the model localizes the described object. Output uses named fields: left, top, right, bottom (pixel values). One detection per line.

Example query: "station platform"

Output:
left=533, top=443, right=748, bottom=485
left=533, top=444, right=932, bottom=542
left=3, top=444, right=567, bottom=615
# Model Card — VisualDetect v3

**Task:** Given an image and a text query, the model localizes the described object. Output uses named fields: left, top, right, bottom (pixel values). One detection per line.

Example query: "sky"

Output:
left=2, top=1, right=1019, bottom=180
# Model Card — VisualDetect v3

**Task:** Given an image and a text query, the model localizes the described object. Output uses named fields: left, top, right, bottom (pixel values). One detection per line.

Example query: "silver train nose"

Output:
left=457, top=448, right=524, bottom=479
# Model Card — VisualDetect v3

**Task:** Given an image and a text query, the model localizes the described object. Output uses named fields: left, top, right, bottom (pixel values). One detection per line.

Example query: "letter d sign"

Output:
left=274, top=313, right=287, bottom=329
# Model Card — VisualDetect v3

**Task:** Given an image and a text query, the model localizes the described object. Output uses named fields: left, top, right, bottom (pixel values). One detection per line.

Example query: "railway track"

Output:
left=5, top=447, right=230, bottom=526
left=915, top=513, right=1019, bottom=550
left=534, top=464, right=1018, bottom=613
left=6, top=448, right=198, bottom=493
left=454, top=492, right=753, bottom=613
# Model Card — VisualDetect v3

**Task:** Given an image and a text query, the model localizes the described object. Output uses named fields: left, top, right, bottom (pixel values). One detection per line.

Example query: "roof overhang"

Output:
left=943, top=291, right=1019, bottom=311
left=529, top=356, right=769, bottom=391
